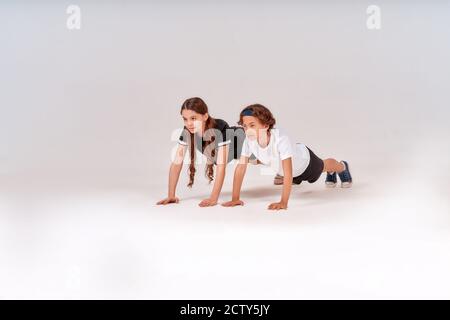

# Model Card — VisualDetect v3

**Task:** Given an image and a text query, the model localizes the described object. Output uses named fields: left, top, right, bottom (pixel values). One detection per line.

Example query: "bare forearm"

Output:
left=168, top=163, right=182, bottom=197
left=232, top=164, right=247, bottom=200
left=210, top=165, right=226, bottom=201
left=280, top=158, right=293, bottom=205
left=281, top=174, right=292, bottom=204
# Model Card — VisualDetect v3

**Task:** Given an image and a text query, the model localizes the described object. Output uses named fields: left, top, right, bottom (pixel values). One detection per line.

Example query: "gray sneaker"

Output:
left=274, top=174, right=302, bottom=185
left=325, top=172, right=337, bottom=188
left=274, top=174, right=284, bottom=185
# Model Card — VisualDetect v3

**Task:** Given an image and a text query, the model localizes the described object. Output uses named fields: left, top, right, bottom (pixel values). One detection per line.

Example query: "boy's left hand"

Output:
left=268, top=201, right=288, bottom=210
left=199, top=198, right=218, bottom=207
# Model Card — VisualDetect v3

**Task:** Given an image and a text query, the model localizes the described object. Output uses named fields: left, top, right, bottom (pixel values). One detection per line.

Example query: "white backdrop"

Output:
left=1, top=1, right=449, bottom=299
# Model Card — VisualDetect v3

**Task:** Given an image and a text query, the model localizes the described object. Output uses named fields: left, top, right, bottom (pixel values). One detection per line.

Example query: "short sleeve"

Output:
left=240, top=138, right=252, bottom=157
left=216, top=120, right=232, bottom=147
left=277, top=132, right=293, bottom=160
left=178, top=128, right=190, bottom=146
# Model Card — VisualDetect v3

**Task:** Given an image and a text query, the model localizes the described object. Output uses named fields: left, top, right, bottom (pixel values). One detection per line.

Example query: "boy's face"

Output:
left=241, top=116, right=269, bottom=141
left=181, top=109, right=208, bottom=134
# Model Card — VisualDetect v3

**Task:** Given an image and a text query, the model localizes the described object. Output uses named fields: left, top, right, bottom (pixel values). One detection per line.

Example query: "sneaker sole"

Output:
left=341, top=182, right=352, bottom=188
left=325, top=182, right=337, bottom=188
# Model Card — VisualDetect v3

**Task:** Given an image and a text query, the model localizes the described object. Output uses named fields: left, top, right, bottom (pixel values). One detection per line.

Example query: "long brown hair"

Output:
left=180, top=97, right=216, bottom=188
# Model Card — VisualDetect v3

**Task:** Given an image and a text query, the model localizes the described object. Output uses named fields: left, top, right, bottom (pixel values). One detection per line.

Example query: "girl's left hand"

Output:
left=199, top=198, right=218, bottom=207
left=268, top=202, right=288, bottom=210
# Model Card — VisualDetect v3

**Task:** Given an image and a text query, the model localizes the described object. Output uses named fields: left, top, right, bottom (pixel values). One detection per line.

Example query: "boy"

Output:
left=222, top=104, right=353, bottom=210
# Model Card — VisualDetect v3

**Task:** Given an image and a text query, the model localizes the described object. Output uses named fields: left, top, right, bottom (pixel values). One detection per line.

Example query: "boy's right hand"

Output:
left=156, top=197, right=179, bottom=205
left=221, top=200, right=244, bottom=207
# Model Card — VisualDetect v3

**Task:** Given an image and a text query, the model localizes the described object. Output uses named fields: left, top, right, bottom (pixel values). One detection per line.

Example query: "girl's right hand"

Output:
left=156, top=197, right=180, bottom=205
left=221, top=200, right=244, bottom=207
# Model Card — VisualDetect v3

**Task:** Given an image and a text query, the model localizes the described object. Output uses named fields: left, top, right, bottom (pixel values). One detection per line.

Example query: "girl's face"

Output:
left=241, top=116, right=269, bottom=142
left=181, top=109, right=208, bottom=134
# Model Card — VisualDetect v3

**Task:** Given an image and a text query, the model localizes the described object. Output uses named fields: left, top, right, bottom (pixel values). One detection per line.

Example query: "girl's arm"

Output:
left=156, top=144, right=186, bottom=205
left=222, top=155, right=249, bottom=207
left=199, top=144, right=230, bottom=207
left=268, top=157, right=293, bottom=210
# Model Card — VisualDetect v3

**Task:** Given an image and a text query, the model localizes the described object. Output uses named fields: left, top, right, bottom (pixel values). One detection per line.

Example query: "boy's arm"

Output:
left=222, top=155, right=249, bottom=207
left=199, top=144, right=229, bottom=207
left=268, top=157, right=293, bottom=210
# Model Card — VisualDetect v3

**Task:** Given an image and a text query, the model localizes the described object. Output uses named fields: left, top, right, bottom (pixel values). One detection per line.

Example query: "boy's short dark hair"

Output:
left=238, top=104, right=276, bottom=130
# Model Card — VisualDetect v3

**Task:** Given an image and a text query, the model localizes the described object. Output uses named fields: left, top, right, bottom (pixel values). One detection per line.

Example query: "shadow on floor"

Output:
left=177, top=181, right=371, bottom=205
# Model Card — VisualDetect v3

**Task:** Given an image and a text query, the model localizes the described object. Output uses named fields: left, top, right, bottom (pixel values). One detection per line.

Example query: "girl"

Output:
left=157, top=97, right=252, bottom=207
left=222, top=104, right=353, bottom=211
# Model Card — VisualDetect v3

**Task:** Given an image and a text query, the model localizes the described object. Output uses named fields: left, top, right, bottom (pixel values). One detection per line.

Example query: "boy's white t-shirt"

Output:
left=240, top=127, right=310, bottom=177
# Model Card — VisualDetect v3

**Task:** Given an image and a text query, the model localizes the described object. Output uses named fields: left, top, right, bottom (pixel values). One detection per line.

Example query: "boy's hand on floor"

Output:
left=156, top=197, right=179, bottom=205
left=268, top=202, right=288, bottom=210
left=198, top=198, right=218, bottom=207
left=222, top=200, right=244, bottom=207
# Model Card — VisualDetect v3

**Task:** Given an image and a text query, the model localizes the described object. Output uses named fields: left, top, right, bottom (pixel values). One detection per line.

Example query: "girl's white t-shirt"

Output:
left=240, top=127, right=310, bottom=177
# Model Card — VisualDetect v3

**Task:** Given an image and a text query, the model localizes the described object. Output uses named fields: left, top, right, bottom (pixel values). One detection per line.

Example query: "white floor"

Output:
left=1, top=152, right=449, bottom=299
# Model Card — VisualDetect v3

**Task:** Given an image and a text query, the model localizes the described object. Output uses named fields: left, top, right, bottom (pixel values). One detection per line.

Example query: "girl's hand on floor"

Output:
left=156, top=197, right=179, bottom=205
left=268, top=202, right=288, bottom=210
left=198, top=198, right=218, bottom=207
left=222, top=200, right=244, bottom=207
